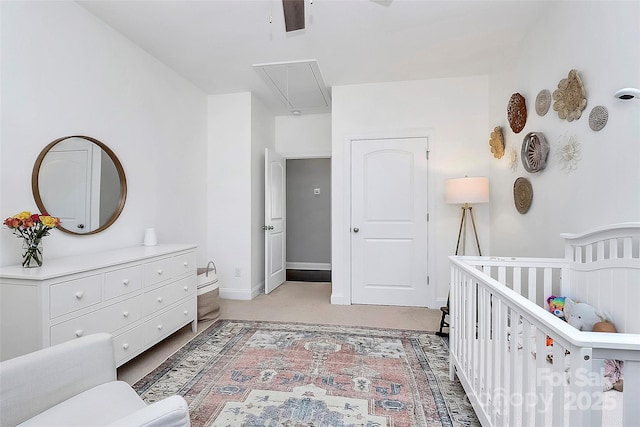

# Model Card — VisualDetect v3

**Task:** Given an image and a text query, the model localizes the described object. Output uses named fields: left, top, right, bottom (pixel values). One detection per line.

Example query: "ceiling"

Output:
left=77, top=0, right=550, bottom=116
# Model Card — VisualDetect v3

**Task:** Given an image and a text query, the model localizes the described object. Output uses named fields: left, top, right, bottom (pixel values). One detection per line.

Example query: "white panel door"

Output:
left=351, top=138, right=428, bottom=306
left=264, top=148, right=286, bottom=294
left=39, top=140, right=92, bottom=232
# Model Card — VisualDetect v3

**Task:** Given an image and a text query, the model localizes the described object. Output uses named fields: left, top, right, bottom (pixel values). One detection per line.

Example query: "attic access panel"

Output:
left=253, top=60, right=331, bottom=115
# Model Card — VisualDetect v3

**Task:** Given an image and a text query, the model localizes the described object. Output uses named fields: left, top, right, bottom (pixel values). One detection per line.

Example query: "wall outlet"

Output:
left=234, top=268, right=241, bottom=277
left=314, top=188, right=321, bottom=195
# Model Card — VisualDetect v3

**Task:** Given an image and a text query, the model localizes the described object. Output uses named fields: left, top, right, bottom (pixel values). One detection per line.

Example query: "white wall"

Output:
left=488, top=1, right=640, bottom=258
left=0, top=1, right=207, bottom=267
left=275, top=113, right=332, bottom=157
left=250, top=94, right=275, bottom=297
left=207, top=93, right=253, bottom=299
left=331, top=76, right=490, bottom=307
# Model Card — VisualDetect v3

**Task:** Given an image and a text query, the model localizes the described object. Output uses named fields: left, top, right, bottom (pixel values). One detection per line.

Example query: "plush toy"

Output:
left=546, top=296, right=567, bottom=320
left=593, top=321, right=624, bottom=392
left=563, top=298, right=607, bottom=331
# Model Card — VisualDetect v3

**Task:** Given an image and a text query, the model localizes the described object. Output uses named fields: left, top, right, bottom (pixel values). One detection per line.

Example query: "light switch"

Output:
left=314, top=188, right=321, bottom=195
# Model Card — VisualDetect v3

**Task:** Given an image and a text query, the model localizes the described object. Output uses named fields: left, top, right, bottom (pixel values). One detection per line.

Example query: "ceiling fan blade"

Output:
left=283, top=0, right=305, bottom=32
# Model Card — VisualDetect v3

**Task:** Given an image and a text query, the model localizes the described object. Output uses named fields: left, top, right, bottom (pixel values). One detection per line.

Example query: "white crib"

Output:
left=449, top=223, right=640, bottom=427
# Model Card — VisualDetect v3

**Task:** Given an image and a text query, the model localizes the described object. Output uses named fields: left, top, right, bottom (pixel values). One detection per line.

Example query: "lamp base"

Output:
left=455, top=204, right=482, bottom=256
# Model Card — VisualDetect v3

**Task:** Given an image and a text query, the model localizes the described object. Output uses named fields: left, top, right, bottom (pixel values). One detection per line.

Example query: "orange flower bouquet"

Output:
left=4, top=211, right=61, bottom=268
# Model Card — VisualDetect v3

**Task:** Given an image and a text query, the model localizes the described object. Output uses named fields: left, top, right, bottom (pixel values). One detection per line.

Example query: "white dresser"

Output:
left=0, top=244, right=197, bottom=366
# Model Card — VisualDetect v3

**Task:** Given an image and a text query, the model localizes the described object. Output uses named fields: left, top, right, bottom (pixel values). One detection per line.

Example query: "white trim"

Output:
left=219, top=287, right=253, bottom=300
left=286, top=262, right=331, bottom=271
left=282, top=152, right=332, bottom=159
left=335, top=128, right=436, bottom=308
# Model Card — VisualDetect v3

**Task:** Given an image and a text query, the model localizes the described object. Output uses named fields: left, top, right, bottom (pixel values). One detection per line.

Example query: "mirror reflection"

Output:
left=32, top=136, right=127, bottom=235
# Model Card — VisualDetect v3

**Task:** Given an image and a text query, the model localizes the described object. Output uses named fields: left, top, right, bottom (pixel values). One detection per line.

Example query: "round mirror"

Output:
left=32, top=135, right=127, bottom=235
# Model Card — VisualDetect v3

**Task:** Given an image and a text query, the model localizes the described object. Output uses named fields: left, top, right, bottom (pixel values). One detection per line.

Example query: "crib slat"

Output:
left=610, top=238, right=618, bottom=259
left=597, top=240, right=605, bottom=261
left=513, top=267, right=522, bottom=294
left=492, top=295, right=503, bottom=426
left=551, top=342, right=566, bottom=425
left=624, top=360, right=640, bottom=426
left=568, top=347, right=593, bottom=427
left=588, top=358, right=605, bottom=427
left=623, top=237, right=632, bottom=258
left=521, top=318, right=532, bottom=425
left=499, top=299, right=510, bottom=427
left=509, top=310, right=520, bottom=427
left=498, top=266, right=506, bottom=287
left=535, top=329, right=548, bottom=427
left=543, top=268, right=553, bottom=306
left=528, top=268, right=537, bottom=303
left=586, top=244, right=594, bottom=263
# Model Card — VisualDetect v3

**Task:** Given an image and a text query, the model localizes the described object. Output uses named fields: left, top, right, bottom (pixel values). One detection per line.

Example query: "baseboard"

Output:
left=330, top=293, right=350, bottom=305
left=286, top=262, right=331, bottom=271
left=219, top=287, right=253, bottom=301
left=435, top=297, right=448, bottom=307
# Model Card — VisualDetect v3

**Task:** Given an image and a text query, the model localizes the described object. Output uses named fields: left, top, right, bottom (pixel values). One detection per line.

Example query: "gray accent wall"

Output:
left=286, top=158, right=331, bottom=265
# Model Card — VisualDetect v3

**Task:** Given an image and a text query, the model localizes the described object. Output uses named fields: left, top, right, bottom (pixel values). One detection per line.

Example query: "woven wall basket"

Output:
left=514, top=177, right=533, bottom=214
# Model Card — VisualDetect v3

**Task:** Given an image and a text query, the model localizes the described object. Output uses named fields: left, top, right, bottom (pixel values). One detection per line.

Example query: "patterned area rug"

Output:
left=134, top=320, right=479, bottom=426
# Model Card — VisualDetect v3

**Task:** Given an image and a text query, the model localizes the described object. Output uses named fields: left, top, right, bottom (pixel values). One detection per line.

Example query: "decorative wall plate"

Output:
left=556, top=132, right=582, bottom=173
left=521, top=132, right=549, bottom=173
left=514, top=177, right=533, bottom=214
left=489, top=126, right=505, bottom=159
left=507, top=93, right=527, bottom=133
left=552, top=69, right=587, bottom=122
left=507, top=145, right=518, bottom=172
left=535, top=90, right=551, bottom=116
left=588, top=105, right=608, bottom=131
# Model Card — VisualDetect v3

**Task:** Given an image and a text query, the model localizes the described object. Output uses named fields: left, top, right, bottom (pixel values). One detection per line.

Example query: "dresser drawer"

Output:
left=50, top=296, right=143, bottom=345
left=113, top=326, right=145, bottom=365
left=174, top=252, right=196, bottom=277
left=144, top=299, right=194, bottom=346
left=105, top=265, right=143, bottom=300
left=143, top=257, right=175, bottom=286
left=50, top=275, right=102, bottom=318
left=142, top=276, right=195, bottom=316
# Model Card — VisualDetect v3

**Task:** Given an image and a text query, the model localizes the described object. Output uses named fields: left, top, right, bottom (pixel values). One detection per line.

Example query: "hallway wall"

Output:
left=286, top=158, right=331, bottom=270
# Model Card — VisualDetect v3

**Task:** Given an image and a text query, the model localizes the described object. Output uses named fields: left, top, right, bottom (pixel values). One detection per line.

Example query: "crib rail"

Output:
left=450, top=255, right=640, bottom=427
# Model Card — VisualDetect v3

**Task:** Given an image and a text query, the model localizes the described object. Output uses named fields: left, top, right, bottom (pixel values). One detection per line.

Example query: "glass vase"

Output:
left=22, top=239, right=43, bottom=268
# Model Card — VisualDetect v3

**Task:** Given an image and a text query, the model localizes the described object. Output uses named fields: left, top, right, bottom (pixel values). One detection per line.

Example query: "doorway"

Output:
left=285, top=158, right=331, bottom=282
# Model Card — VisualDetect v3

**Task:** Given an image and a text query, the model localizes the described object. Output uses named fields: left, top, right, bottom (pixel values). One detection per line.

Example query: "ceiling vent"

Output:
left=253, top=59, right=331, bottom=115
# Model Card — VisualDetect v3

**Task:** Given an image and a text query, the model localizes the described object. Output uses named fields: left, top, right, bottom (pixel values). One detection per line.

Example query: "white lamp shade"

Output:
left=445, top=177, right=490, bottom=204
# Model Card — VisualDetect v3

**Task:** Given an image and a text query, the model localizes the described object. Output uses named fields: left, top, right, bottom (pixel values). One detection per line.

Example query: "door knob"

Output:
left=77, top=224, right=85, bottom=229
left=353, top=227, right=359, bottom=233
left=262, top=225, right=268, bottom=230
left=269, top=226, right=274, bottom=230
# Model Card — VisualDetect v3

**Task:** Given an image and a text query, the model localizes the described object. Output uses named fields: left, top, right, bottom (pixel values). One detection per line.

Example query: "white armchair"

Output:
left=0, top=333, right=190, bottom=427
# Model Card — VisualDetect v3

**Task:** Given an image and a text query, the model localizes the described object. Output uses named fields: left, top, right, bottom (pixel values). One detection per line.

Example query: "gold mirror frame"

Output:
left=31, top=135, right=127, bottom=235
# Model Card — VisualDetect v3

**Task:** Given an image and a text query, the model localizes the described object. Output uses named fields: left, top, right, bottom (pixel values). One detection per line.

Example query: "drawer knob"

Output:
left=123, top=311, right=129, bottom=318
left=122, top=343, right=129, bottom=350
left=183, top=261, right=188, bottom=267
left=75, top=329, right=84, bottom=337
left=123, top=279, right=129, bottom=285
left=183, top=310, right=188, bottom=315
left=157, top=297, right=163, bottom=303
left=157, top=269, right=163, bottom=275
left=157, top=324, right=163, bottom=330
left=183, top=286, right=188, bottom=291
left=75, top=291, right=84, bottom=299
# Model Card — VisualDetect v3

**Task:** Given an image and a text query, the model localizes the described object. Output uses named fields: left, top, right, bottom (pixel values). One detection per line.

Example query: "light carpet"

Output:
left=134, top=320, right=479, bottom=426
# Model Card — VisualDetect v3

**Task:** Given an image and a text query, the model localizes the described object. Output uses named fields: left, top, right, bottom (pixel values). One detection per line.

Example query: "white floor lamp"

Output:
left=445, top=177, right=490, bottom=256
